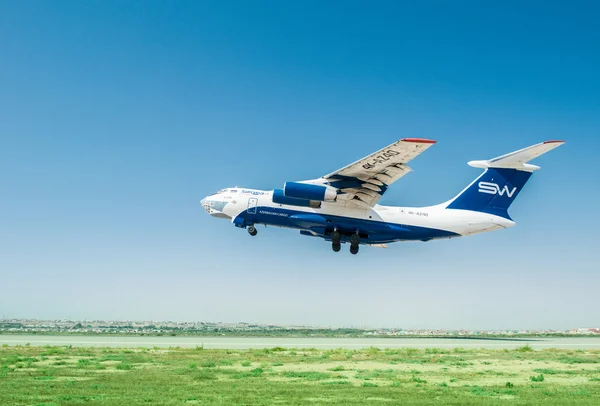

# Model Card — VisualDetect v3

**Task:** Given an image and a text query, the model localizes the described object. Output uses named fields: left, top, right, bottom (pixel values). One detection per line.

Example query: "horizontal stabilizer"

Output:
left=468, top=140, right=565, bottom=171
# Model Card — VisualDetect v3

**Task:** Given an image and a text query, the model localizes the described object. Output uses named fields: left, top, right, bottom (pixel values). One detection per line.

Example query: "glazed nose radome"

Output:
left=200, top=197, right=211, bottom=214
left=200, top=196, right=231, bottom=219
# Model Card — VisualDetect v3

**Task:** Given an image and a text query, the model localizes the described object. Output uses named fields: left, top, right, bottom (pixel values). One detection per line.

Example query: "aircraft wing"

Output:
left=322, top=138, right=436, bottom=208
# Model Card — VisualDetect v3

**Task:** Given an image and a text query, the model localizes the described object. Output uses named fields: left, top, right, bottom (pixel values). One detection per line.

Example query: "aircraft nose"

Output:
left=200, top=197, right=211, bottom=213
left=200, top=196, right=231, bottom=219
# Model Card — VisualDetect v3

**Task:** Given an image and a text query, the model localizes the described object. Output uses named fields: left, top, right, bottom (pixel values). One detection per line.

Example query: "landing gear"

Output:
left=329, top=229, right=361, bottom=254
left=349, top=233, right=360, bottom=255
left=331, top=230, right=341, bottom=252
left=247, top=225, right=257, bottom=236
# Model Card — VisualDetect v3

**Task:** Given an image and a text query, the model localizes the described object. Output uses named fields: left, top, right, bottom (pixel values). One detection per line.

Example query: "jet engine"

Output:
left=283, top=182, right=337, bottom=202
left=272, top=189, right=321, bottom=208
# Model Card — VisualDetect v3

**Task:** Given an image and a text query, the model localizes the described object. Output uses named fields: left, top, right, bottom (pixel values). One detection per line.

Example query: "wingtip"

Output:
left=543, top=140, right=565, bottom=144
left=401, top=138, right=437, bottom=144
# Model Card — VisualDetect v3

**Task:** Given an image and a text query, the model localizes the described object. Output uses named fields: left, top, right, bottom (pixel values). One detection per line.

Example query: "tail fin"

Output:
left=445, top=141, right=564, bottom=219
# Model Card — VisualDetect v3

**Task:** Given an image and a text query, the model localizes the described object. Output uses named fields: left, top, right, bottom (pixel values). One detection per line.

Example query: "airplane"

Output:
left=201, top=139, right=564, bottom=254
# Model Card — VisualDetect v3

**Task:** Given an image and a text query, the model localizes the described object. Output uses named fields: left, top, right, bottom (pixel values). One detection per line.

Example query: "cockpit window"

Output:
left=215, top=189, right=227, bottom=194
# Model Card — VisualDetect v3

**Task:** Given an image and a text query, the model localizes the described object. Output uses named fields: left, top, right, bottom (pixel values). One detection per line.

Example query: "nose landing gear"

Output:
left=247, top=225, right=257, bottom=236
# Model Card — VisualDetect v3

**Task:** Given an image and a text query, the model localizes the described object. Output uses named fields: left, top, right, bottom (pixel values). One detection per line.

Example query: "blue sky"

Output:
left=1, top=1, right=599, bottom=329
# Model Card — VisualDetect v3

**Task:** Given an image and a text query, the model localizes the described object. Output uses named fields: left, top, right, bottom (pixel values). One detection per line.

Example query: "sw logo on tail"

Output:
left=478, top=182, right=517, bottom=198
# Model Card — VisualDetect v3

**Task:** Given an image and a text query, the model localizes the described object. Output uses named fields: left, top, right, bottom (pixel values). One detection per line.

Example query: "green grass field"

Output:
left=1, top=344, right=599, bottom=405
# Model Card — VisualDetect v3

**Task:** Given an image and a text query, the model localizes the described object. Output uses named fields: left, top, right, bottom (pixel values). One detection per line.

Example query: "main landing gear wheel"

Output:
left=349, top=233, right=360, bottom=255
left=331, top=230, right=341, bottom=252
left=247, top=225, right=257, bottom=236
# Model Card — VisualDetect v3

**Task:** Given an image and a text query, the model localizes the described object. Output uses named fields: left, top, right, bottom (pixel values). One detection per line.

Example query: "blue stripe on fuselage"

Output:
left=234, top=206, right=458, bottom=244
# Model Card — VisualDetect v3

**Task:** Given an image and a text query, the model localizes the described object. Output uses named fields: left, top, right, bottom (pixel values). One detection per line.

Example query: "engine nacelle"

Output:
left=283, top=182, right=337, bottom=202
left=272, top=189, right=321, bottom=208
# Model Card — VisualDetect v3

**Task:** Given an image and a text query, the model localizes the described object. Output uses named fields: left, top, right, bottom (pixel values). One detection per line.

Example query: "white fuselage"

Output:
left=201, top=188, right=515, bottom=244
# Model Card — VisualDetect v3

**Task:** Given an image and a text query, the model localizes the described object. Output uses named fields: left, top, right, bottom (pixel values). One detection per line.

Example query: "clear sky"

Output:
left=1, top=1, right=599, bottom=329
